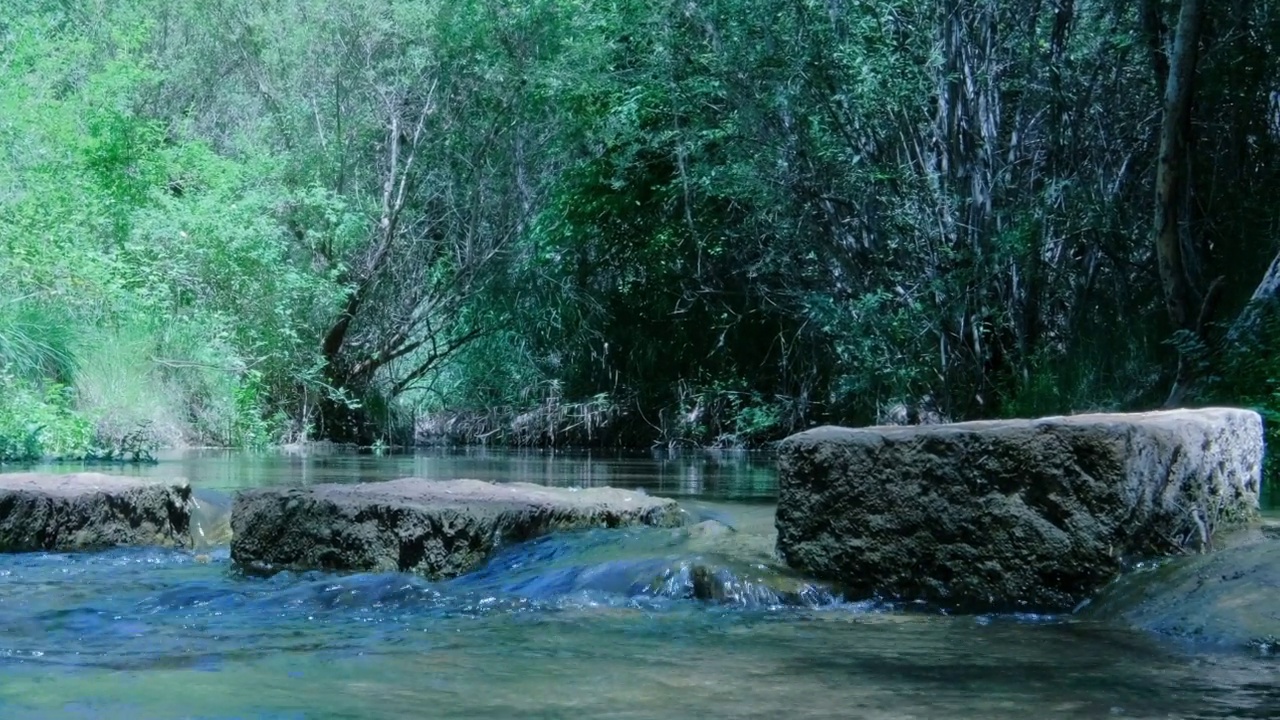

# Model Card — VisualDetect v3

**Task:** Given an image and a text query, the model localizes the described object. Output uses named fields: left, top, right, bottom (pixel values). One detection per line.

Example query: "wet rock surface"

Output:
left=631, top=523, right=838, bottom=607
left=0, top=472, right=192, bottom=552
left=1082, top=526, right=1280, bottom=651
left=776, top=408, right=1263, bottom=612
left=230, top=478, right=685, bottom=578
left=451, top=504, right=839, bottom=609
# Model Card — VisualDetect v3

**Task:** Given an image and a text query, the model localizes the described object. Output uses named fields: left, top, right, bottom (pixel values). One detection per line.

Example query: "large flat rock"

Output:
left=776, top=408, right=1263, bottom=612
left=230, top=478, right=686, bottom=578
left=0, top=472, right=193, bottom=552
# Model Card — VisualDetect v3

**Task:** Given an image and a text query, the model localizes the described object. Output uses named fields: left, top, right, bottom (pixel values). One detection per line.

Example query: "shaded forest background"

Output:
left=1, top=0, right=1279, bottom=458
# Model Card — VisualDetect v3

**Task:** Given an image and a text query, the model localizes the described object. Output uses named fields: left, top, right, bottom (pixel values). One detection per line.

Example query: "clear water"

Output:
left=1, top=449, right=1277, bottom=719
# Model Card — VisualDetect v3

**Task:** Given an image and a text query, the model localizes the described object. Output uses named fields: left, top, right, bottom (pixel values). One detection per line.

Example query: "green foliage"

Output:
left=2, top=0, right=1279, bottom=453
left=0, top=371, right=164, bottom=464
left=809, top=289, right=934, bottom=422
left=1206, top=306, right=1280, bottom=505
left=230, top=370, right=290, bottom=449
left=0, top=1, right=335, bottom=455
left=667, top=384, right=790, bottom=448
left=0, top=375, right=94, bottom=462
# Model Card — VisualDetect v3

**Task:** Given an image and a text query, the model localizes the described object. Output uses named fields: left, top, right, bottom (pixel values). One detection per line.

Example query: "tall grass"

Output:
left=0, top=301, right=275, bottom=460
left=73, top=323, right=187, bottom=450
left=0, top=300, right=91, bottom=460
left=0, top=299, right=78, bottom=383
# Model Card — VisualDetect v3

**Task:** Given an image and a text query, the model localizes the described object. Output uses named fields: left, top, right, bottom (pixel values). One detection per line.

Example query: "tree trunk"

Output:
left=1153, top=0, right=1205, bottom=331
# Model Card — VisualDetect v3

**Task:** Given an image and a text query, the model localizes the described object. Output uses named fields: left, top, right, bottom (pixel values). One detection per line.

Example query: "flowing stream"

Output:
left=1, top=449, right=1277, bottom=719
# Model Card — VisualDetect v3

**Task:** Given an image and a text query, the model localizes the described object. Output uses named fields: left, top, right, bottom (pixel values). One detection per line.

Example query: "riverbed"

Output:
left=1, top=449, right=1277, bottom=719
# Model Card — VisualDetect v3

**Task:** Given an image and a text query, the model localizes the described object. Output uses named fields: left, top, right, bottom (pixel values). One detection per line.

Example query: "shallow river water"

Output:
left=1, top=449, right=1277, bottom=719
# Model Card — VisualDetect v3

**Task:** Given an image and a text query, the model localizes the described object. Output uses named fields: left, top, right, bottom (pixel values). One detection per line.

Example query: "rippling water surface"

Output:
left=1, top=449, right=1277, bottom=719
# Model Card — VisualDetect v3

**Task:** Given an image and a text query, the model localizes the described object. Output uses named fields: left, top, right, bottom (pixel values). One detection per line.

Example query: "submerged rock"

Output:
left=684, top=562, right=836, bottom=606
left=1082, top=527, right=1280, bottom=652
left=0, top=472, right=192, bottom=552
left=476, top=550, right=834, bottom=608
left=605, top=557, right=835, bottom=606
left=441, top=501, right=833, bottom=608
left=230, top=478, right=685, bottom=578
left=777, top=408, right=1263, bottom=612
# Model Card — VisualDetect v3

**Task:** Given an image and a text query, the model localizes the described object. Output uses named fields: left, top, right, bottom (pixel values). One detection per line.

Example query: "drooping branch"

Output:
left=390, top=326, right=488, bottom=397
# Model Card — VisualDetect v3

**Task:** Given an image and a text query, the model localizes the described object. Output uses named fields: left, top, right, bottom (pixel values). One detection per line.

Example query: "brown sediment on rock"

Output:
left=230, top=478, right=685, bottom=578
left=776, top=408, right=1263, bottom=612
left=0, top=472, right=193, bottom=552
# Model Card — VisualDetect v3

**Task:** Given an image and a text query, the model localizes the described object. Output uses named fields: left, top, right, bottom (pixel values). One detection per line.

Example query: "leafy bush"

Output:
left=0, top=375, right=94, bottom=462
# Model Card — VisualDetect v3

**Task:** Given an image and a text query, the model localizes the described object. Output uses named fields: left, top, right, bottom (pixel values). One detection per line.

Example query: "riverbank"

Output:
left=0, top=392, right=782, bottom=465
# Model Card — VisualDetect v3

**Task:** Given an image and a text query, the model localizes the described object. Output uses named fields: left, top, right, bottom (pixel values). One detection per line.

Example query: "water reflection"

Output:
left=25, top=447, right=779, bottom=498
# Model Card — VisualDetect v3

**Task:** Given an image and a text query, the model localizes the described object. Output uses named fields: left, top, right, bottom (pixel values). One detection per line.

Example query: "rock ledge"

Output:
left=0, top=472, right=193, bottom=552
left=230, top=478, right=685, bottom=578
